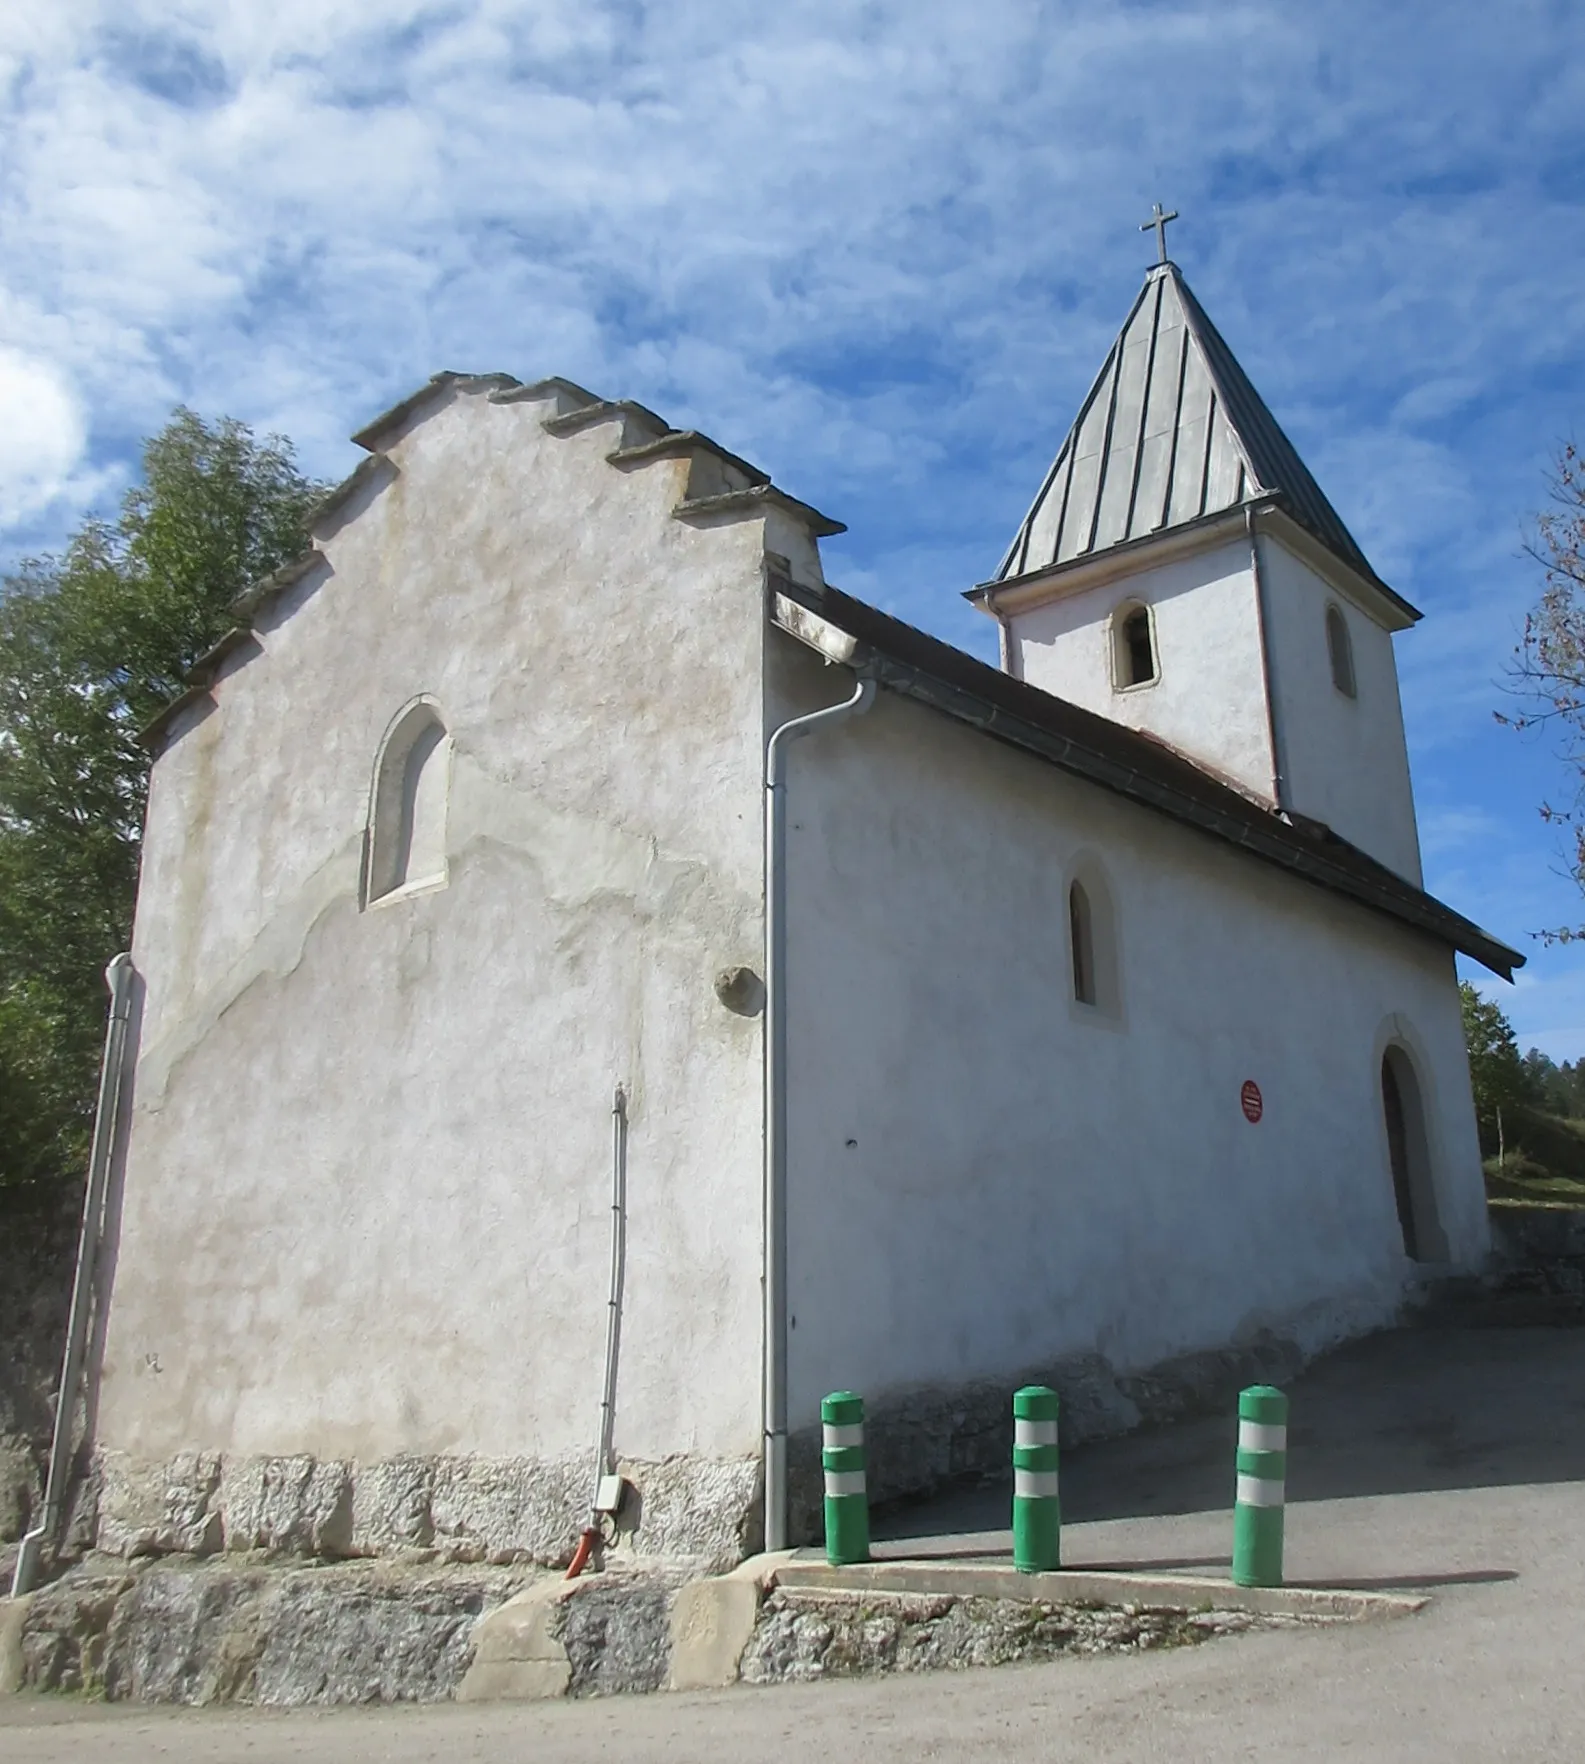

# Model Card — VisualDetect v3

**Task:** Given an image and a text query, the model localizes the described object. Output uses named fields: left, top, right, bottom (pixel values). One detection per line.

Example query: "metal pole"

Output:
left=13, top=953, right=135, bottom=1598
left=763, top=673, right=875, bottom=1553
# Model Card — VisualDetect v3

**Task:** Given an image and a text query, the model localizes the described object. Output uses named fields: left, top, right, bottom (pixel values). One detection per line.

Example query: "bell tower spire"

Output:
left=970, top=257, right=1426, bottom=885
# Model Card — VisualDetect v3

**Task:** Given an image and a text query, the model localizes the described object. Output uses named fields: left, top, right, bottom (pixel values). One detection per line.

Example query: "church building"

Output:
left=88, top=250, right=1520, bottom=1570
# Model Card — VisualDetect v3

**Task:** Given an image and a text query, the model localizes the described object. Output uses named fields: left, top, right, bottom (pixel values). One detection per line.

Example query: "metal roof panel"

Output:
left=996, top=264, right=1391, bottom=599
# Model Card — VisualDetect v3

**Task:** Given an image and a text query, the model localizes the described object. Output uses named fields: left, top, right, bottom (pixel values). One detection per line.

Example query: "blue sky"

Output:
left=4, top=1, right=1585, bottom=1054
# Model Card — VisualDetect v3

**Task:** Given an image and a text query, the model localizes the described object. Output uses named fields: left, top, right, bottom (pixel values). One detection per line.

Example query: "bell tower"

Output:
left=970, top=239, right=1424, bottom=884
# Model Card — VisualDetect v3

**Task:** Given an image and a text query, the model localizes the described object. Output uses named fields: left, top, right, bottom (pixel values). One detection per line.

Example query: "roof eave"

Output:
left=774, top=572, right=1520, bottom=980
left=1258, top=504, right=1422, bottom=629
left=968, top=503, right=1262, bottom=613
left=970, top=496, right=1422, bottom=633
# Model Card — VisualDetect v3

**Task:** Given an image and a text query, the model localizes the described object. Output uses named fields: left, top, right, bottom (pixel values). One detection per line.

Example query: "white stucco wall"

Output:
left=1008, top=539, right=1276, bottom=801
left=773, top=635, right=1484, bottom=1429
left=101, top=386, right=777, bottom=1476
left=1260, top=537, right=1423, bottom=883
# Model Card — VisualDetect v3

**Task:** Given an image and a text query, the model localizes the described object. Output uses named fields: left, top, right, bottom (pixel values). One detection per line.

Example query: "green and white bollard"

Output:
left=822, top=1391, right=870, bottom=1566
left=1012, top=1385, right=1061, bottom=1573
left=1232, top=1384, right=1288, bottom=1588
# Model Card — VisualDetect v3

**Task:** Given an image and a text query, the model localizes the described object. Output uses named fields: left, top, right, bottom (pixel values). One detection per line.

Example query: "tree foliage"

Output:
left=1505, top=441, right=1585, bottom=939
left=1459, top=981, right=1539, bottom=1146
left=1519, top=1046, right=1585, bottom=1119
left=0, top=410, right=323, bottom=1198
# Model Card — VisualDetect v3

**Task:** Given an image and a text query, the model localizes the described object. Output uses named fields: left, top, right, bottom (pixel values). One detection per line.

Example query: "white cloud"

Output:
left=0, top=348, right=88, bottom=529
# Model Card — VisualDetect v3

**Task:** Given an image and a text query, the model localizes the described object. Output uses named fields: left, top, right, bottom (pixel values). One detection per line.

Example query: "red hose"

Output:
left=564, top=1525, right=600, bottom=1579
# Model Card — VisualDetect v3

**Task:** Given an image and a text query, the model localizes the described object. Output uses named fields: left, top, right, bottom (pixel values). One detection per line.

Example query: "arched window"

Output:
left=1112, top=602, right=1158, bottom=689
left=1326, top=604, right=1356, bottom=698
left=1069, top=881, right=1096, bottom=1005
left=1067, top=862, right=1121, bottom=1018
left=366, top=700, right=451, bottom=906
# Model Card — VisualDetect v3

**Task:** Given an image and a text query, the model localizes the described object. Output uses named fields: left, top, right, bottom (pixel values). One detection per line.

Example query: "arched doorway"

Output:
left=1380, top=1045, right=1446, bottom=1262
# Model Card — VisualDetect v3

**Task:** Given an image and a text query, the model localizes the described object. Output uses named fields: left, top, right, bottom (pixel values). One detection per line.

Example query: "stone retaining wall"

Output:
left=8, top=1559, right=537, bottom=1702
left=739, top=1586, right=1289, bottom=1683
left=2, top=1558, right=1314, bottom=1706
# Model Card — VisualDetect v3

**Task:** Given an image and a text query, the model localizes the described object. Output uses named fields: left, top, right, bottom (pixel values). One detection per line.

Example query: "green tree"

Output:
left=1522, top=1046, right=1565, bottom=1114
left=0, top=410, right=323, bottom=1198
left=1460, top=981, right=1539, bottom=1149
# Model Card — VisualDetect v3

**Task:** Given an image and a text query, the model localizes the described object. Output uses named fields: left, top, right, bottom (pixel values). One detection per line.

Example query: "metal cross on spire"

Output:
left=1140, top=202, right=1179, bottom=264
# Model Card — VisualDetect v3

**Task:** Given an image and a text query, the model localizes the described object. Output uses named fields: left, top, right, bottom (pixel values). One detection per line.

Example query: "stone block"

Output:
left=1, top=1594, right=31, bottom=1695
left=350, top=1456, right=435, bottom=1553
left=667, top=1573, right=761, bottom=1690
left=429, top=1455, right=585, bottom=1564
left=557, top=1573, right=680, bottom=1696
left=617, top=1455, right=761, bottom=1572
left=468, top=1579, right=569, bottom=1664
left=457, top=1579, right=571, bottom=1701
left=253, top=1571, right=489, bottom=1704
left=98, top=1450, right=222, bottom=1557
left=18, top=1569, right=137, bottom=1694
left=455, top=1658, right=570, bottom=1701
left=220, top=1456, right=353, bottom=1555
left=0, top=1437, right=37, bottom=1543
left=101, top=1567, right=270, bottom=1703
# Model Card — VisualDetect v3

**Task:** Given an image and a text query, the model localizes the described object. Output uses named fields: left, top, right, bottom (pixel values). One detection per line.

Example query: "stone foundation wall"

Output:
left=93, top=1449, right=761, bottom=1574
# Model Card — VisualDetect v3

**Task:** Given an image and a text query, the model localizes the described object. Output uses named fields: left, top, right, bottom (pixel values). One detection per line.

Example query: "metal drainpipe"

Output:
left=593, top=1083, right=629, bottom=1508
left=567, top=1082, right=630, bottom=1580
left=13, top=952, right=135, bottom=1598
left=763, top=672, right=876, bottom=1553
left=983, top=588, right=1019, bottom=679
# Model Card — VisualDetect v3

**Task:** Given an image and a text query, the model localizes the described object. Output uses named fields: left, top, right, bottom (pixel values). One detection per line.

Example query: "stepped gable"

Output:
left=138, top=372, right=843, bottom=751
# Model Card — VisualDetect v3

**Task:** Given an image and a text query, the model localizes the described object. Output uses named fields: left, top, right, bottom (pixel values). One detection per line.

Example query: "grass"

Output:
left=1484, top=1102, right=1585, bottom=1208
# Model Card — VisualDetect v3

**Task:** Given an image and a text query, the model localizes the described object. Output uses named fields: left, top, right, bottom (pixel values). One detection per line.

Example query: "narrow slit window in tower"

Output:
left=1327, top=604, right=1356, bottom=698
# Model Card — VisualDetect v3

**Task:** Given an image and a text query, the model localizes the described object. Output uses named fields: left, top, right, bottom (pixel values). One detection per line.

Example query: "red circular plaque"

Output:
left=1241, top=1080, right=1263, bottom=1123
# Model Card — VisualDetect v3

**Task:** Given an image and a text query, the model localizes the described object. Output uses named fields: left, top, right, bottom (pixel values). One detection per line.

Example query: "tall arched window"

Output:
left=1067, top=861, right=1121, bottom=1018
left=1069, top=881, right=1096, bottom=1005
left=366, top=699, right=451, bottom=906
left=1112, top=602, right=1158, bottom=689
left=1326, top=604, right=1356, bottom=698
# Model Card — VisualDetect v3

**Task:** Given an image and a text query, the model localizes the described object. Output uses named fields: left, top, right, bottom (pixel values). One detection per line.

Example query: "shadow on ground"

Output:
left=873, top=1323, right=1585, bottom=1543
